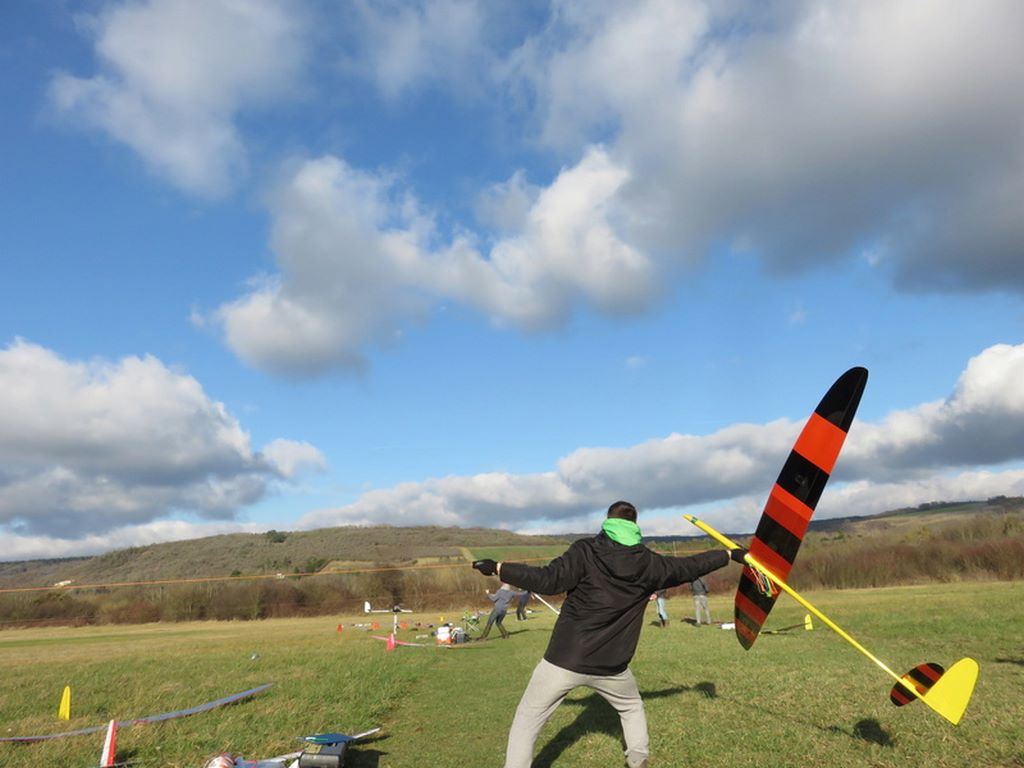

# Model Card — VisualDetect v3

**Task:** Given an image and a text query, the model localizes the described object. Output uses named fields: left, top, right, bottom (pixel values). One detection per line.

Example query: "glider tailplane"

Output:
left=891, top=658, right=979, bottom=725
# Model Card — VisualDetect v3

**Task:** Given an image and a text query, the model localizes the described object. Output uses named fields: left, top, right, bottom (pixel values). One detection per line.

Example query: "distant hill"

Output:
left=1, top=497, right=1021, bottom=592
left=645, top=496, right=1024, bottom=543
left=0, top=526, right=569, bottom=590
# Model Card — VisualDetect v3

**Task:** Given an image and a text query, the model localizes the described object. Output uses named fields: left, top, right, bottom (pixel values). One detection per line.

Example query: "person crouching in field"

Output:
left=472, top=501, right=744, bottom=768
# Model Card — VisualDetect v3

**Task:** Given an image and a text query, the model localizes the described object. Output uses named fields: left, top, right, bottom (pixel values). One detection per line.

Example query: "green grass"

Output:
left=1, top=581, right=1022, bottom=767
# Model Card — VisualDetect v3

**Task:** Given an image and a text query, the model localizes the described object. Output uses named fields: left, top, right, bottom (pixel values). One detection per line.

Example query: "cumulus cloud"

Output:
left=343, top=0, right=493, bottom=100
left=841, top=343, right=1024, bottom=476
left=201, top=0, right=1024, bottom=375
left=0, top=340, right=324, bottom=540
left=262, top=438, right=328, bottom=478
left=300, top=342, right=1024, bottom=532
left=508, top=0, right=1024, bottom=287
left=49, top=0, right=307, bottom=196
left=216, top=148, right=655, bottom=374
left=1, top=519, right=267, bottom=563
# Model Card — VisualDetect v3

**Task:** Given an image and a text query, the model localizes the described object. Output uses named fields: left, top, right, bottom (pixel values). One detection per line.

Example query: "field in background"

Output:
left=2, top=501, right=1022, bottom=629
left=1, top=580, right=1020, bottom=768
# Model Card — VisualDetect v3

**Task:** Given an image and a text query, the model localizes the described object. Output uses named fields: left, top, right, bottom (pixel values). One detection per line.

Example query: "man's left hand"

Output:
left=472, top=559, right=498, bottom=576
left=729, top=547, right=749, bottom=564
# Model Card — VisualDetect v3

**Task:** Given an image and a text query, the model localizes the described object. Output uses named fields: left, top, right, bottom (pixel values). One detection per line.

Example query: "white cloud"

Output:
left=345, top=0, right=493, bottom=100
left=4, top=340, right=1021, bottom=557
left=0, top=340, right=322, bottom=538
left=262, top=439, right=327, bottom=479
left=299, top=342, right=1024, bottom=532
left=0, top=519, right=267, bottom=563
left=215, top=148, right=656, bottom=374
left=475, top=170, right=540, bottom=235
left=202, top=1, right=1024, bottom=375
left=841, top=343, right=1024, bottom=476
left=508, top=0, right=1024, bottom=288
left=49, top=0, right=307, bottom=196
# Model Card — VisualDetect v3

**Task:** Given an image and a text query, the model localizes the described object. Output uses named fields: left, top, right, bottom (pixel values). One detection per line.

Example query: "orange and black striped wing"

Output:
left=735, top=367, right=868, bottom=650
left=890, top=662, right=945, bottom=706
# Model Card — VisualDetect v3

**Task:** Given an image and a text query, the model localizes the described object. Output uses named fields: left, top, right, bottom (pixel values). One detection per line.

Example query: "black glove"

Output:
left=472, top=559, right=498, bottom=576
left=729, top=547, right=749, bottom=565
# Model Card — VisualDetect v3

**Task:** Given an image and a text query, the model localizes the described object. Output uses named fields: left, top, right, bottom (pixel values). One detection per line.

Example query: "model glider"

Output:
left=761, top=614, right=813, bottom=634
left=224, top=728, right=381, bottom=768
left=299, top=728, right=381, bottom=745
left=685, top=514, right=979, bottom=725
left=208, top=750, right=301, bottom=768
left=363, top=601, right=412, bottom=614
left=371, top=633, right=428, bottom=649
left=684, top=368, right=979, bottom=724
left=0, top=684, right=273, bottom=743
left=364, top=601, right=415, bottom=638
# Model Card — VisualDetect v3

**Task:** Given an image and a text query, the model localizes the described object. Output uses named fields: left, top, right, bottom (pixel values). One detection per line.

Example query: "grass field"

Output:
left=1, top=580, right=1021, bottom=768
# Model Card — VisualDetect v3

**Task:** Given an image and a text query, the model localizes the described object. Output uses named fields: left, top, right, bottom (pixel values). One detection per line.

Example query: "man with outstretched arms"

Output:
left=472, top=500, right=743, bottom=768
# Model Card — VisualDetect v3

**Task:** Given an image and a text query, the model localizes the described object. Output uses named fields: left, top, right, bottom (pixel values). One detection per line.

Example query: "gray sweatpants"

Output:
left=693, top=594, right=711, bottom=624
left=504, top=658, right=649, bottom=768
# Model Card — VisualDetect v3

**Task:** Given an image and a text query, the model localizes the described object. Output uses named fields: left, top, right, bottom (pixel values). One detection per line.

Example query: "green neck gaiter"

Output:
left=602, top=518, right=642, bottom=546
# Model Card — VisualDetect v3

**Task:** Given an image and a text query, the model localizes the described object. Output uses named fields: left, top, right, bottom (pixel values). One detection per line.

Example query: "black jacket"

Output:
left=500, top=533, right=728, bottom=675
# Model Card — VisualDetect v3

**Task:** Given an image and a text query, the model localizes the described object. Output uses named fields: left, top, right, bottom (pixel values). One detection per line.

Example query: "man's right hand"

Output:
left=472, top=559, right=498, bottom=576
left=729, top=547, right=749, bottom=565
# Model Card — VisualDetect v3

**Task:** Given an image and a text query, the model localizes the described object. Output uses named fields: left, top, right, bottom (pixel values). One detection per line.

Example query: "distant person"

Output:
left=654, top=588, right=669, bottom=627
left=472, top=501, right=742, bottom=768
left=478, top=583, right=516, bottom=640
left=690, top=575, right=711, bottom=625
left=515, top=590, right=531, bottom=621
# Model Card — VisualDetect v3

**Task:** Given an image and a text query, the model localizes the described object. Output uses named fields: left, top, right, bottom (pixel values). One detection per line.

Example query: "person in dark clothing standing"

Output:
left=515, top=589, right=531, bottom=620
left=472, top=501, right=744, bottom=768
left=690, top=575, right=712, bottom=624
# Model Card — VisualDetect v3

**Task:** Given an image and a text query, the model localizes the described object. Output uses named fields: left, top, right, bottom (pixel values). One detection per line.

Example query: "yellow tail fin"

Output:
left=921, top=658, right=979, bottom=725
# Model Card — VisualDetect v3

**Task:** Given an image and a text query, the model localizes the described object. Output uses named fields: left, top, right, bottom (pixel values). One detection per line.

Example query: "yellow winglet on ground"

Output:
left=921, top=658, right=979, bottom=726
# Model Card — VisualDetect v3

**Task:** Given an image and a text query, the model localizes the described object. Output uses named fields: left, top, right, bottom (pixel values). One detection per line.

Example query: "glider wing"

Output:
left=735, top=367, right=867, bottom=649
left=0, top=684, right=272, bottom=743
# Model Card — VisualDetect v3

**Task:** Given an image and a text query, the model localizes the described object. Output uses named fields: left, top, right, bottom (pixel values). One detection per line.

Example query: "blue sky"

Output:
left=2, top=0, right=1023, bottom=561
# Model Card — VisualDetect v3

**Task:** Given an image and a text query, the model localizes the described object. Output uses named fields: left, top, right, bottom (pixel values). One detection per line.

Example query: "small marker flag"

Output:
left=99, top=719, right=118, bottom=767
left=386, top=633, right=396, bottom=652
left=58, top=686, right=71, bottom=721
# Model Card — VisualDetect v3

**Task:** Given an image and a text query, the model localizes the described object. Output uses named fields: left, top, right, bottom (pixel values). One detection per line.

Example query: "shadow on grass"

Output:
left=472, top=628, right=532, bottom=642
left=346, top=747, right=385, bottom=767
left=345, top=733, right=389, bottom=767
left=995, top=657, right=1024, bottom=666
left=705, top=685, right=897, bottom=748
left=532, top=684, right=710, bottom=767
left=824, top=718, right=896, bottom=748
